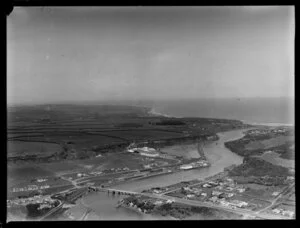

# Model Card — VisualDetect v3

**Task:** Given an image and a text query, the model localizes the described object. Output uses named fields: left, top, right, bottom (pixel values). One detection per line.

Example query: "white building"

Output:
left=212, top=191, right=223, bottom=196
left=140, top=152, right=160, bottom=157
left=153, top=200, right=163, bottom=205
left=237, top=188, right=246, bottom=193
left=226, top=193, right=234, bottom=198
left=180, top=165, right=193, bottom=170
left=203, top=183, right=212, bottom=188
left=187, top=194, right=195, bottom=199
left=272, top=192, right=280, bottom=196
left=228, top=200, right=248, bottom=208
left=166, top=199, right=174, bottom=204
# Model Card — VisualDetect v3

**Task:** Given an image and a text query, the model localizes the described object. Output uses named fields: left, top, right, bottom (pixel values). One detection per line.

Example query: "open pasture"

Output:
left=255, top=151, right=295, bottom=168
left=7, top=141, right=61, bottom=157
left=7, top=164, right=56, bottom=188
left=103, top=129, right=184, bottom=141
left=245, top=136, right=294, bottom=151
left=10, top=133, right=127, bottom=149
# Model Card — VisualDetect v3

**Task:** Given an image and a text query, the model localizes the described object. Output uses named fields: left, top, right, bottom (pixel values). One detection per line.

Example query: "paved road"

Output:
left=140, top=192, right=288, bottom=220
left=39, top=200, right=63, bottom=221
left=254, top=183, right=295, bottom=215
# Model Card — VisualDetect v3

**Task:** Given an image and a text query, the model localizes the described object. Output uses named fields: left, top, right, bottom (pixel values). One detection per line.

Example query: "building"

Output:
left=143, top=164, right=152, bottom=169
left=212, top=191, right=223, bottom=196
left=272, top=209, right=281, bottom=214
left=237, top=188, right=246, bottom=193
left=187, top=194, right=195, bottom=199
left=210, top=196, right=219, bottom=203
left=208, top=181, right=218, bottom=186
left=180, top=164, right=193, bottom=170
left=226, top=193, right=234, bottom=198
left=37, top=179, right=47, bottom=183
left=139, top=150, right=160, bottom=157
left=228, top=200, right=248, bottom=208
left=272, top=192, right=280, bottom=196
left=153, top=200, right=163, bottom=205
left=283, top=210, right=294, bottom=218
left=203, top=183, right=212, bottom=188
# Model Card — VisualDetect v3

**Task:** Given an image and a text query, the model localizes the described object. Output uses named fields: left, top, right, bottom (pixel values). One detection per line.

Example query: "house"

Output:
left=226, top=187, right=234, bottom=191
left=203, top=183, right=212, bottom=188
left=225, top=178, right=234, bottom=183
left=153, top=189, right=161, bottom=194
left=183, top=187, right=192, bottom=191
left=210, top=196, right=219, bottom=203
left=272, top=209, right=281, bottom=214
left=37, top=179, right=47, bottom=183
left=226, top=193, right=234, bottom=198
left=272, top=192, right=280, bottom=196
left=201, top=192, right=207, bottom=197
left=166, top=199, right=174, bottom=204
left=287, top=176, right=295, bottom=181
left=229, top=200, right=248, bottom=208
left=220, top=201, right=229, bottom=206
left=283, top=210, right=294, bottom=218
left=187, top=194, right=195, bottom=199
left=212, top=191, right=223, bottom=196
left=208, top=181, right=218, bottom=186
left=153, top=200, right=163, bottom=205
left=237, top=188, right=246, bottom=193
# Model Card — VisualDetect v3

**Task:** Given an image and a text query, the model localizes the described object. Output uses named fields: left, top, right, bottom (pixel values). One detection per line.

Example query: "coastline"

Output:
left=240, top=120, right=294, bottom=127
left=148, top=108, right=178, bottom=118
left=147, top=107, right=293, bottom=128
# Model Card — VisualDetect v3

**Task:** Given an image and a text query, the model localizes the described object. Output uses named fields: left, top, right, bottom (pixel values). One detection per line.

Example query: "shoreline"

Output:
left=240, top=120, right=294, bottom=127
left=147, top=107, right=293, bottom=128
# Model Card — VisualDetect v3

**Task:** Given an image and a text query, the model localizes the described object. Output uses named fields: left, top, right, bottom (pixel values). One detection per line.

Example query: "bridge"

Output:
left=96, top=187, right=140, bottom=196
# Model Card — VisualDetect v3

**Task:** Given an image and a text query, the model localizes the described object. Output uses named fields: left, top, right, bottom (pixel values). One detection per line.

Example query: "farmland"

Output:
left=224, top=127, right=294, bottom=159
left=8, top=104, right=248, bottom=164
left=7, top=103, right=252, bottom=218
left=8, top=141, right=61, bottom=157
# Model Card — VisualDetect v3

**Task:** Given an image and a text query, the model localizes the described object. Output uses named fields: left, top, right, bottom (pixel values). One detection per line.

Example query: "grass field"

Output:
left=37, top=152, right=150, bottom=175
left=103, top=129, right=184, bottom=141
left=7, top=141, right=61, bottom=157
left=243, top=184, right=284, bottom=201
left=245, top=136, right=294, bottom=151
left=255, top=151, right=295, bottom=168
left=161, top=144, right=200, bottom=160
left=7, top=164, right=56, bottom=188
left=9, top=133, right=127, bottom=151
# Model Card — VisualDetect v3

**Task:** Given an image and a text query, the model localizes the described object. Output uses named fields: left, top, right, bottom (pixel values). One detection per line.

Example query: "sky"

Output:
left=7, top=6, right=294, bottom=105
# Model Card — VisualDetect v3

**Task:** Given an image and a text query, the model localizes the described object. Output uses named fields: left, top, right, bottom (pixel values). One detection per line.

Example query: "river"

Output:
left=66, top=128, right=247, bottom=220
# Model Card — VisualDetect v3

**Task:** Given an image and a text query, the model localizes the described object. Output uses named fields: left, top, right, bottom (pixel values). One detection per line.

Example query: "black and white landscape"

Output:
left=7, top=6, right=294, bottom=221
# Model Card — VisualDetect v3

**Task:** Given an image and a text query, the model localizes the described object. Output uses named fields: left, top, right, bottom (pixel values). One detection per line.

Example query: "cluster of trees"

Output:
left=153, top=203, right=193, bottom=219
left=117, top=123, right=143, bottom=128
left=123, top=196, right=155, bottom=211
left=229, top=157, right=290, bottom=179
left=26, top=201, right=59, bottom=218
left=273, top=142, right=294, bottom=160
left=155, top=120, right=186, bottom=126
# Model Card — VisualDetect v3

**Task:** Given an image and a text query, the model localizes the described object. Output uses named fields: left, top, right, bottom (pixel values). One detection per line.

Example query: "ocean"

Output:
left=146, top=97, right=294, bottom=126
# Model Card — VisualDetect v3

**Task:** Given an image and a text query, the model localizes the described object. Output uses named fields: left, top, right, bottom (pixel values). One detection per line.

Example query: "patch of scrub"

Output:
left=255, top=151, right=295, bottom=169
